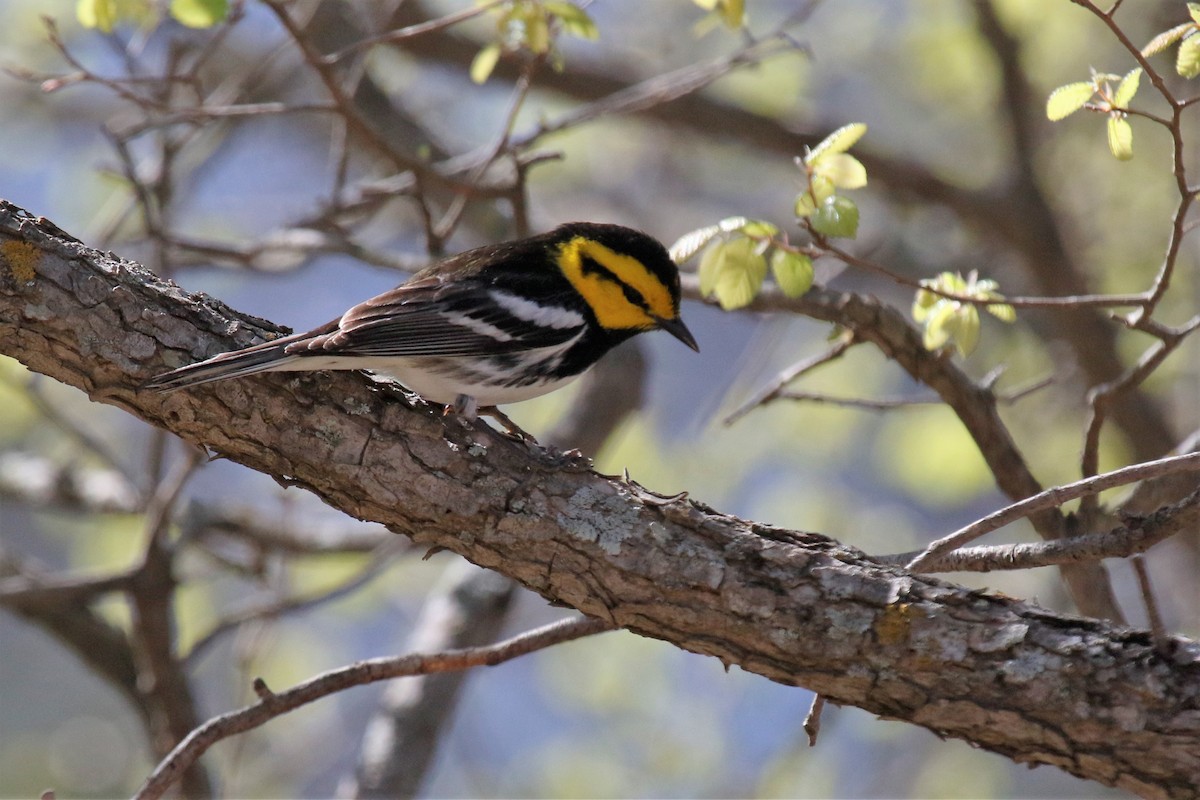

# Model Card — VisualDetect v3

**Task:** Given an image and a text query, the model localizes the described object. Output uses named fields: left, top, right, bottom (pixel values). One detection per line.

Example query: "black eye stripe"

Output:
left=579, top=254, right=650, bottom=309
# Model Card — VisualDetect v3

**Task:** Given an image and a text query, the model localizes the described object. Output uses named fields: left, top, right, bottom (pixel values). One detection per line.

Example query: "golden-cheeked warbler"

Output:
left=145, top=222, right=699, bottom=418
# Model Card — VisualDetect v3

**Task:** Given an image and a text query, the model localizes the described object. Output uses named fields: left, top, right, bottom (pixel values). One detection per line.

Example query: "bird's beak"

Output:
left=657, top=316, right=699, bottom=352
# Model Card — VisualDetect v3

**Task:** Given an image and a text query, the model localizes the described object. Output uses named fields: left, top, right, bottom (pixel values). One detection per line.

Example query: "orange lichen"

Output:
left=1, top=240, right=41, bottom=283
left=874, top=602, right=914, bottom=646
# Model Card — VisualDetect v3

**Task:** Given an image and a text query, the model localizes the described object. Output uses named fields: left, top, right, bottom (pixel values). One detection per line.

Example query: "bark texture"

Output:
left=2, top=203, right=1198, bottom=798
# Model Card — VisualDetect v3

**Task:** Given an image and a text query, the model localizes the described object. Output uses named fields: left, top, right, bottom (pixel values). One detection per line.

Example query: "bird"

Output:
left=143, top=222, right=699, bottom=421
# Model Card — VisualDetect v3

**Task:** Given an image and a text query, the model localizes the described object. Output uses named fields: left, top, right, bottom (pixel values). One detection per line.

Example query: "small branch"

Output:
left=322, top=0, right=506, bottom=64
left=1080, top=316, right=1200, bottom=518
left=723, top=332, right=858, bottom=425
left=878, top=486, right=1200, bottom=573
left=1131, top=556, right=1170, bottom=653
left=817, top=239, right=1149, bottom=310
left=768, top=375, right=1051, bottom=414
left=134, top=616, right=613, bottom=800
left=185, top=539, right=408, bottom=664
left=906, top=453, right=1200, bottom=572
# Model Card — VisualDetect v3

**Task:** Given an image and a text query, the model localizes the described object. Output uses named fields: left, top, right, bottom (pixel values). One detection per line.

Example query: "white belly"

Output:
left=272, top=354, right=583, bottom=406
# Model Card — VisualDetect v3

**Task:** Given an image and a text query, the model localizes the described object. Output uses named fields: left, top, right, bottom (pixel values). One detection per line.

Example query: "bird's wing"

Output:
left=285, top=275, right=585, bottom=359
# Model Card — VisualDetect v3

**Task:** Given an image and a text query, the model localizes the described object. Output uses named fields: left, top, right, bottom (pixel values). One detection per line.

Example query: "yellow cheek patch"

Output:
left=557, top=237, right=677, bottom=331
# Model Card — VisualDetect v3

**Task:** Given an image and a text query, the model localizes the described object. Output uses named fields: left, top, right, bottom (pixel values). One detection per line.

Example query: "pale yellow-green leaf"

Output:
left=170, top=0, right=227, bottom=28
left=1191, top=2, right=1200, bottom=24
left=470, top=43, right=502, bottom=84
left=1178, top=33, right=1200, bottom=78
left=712, top=236, right=767, bottom=310
left=1142, top=22, right=1194, bottom=57
left=1045, top=81, right=1094, bottom=120
left=740, top=220, right=779, bottom=238
left=912, top=288, right=939, bottom=323
left=806, top=123, right=868, bottom=164
left=948, top=305, right=981, bottom=356
left=668, top=217, right=754, bottom=264
left=809, top=174, right=835, bottom=204
left=717, top=0, right=746, bottom=28
left=794, top=192, right=818, bottom=218
left=544, top=1, right=598, bottom=40
left=1107, top=115, right=1134, bottom=160
left=77, top=0, right=118, bottom=31
left=692, top=0, right=719, bottom=9
left=697, top=240, right=727, bottom=296
left=525, top=11, right=551, bottom=53
left=922, top=302, right=956, bottom=350
left=771, top=250, right=814, bottom=298
left=1113, top=67, right=1142, bottom=108
left=986, top=302, right=1017, bottom=323
left=812, top=153, right=868, bottom=190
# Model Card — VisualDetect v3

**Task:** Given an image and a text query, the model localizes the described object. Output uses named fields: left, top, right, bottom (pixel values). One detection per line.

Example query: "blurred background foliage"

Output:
left=1, top=0, right=1196, bottom=797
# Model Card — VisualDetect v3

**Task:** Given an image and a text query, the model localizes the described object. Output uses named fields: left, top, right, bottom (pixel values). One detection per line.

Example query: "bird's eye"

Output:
left=620, top=282, right=648, bottom=310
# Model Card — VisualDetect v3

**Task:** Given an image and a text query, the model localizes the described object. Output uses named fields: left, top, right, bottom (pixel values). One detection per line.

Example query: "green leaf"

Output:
left=740, top=220, right=779, bottom=238
left=986, top=302, right=1017, bottom=322
left=717, top=0, right=746, bottom=28
left=1142, top=22, right=1194, bottom=57
left=809, top=196, right=860, bottom=239
left=1045, top=81, right=1094, bottom=120
left=77, top=0, right=118, bottom=31
left=1107, top=115, right=1134, bottom=160
left=922, top=302, right=956, bottom=351
left=1178, top=33, right=1200, bottom=78
left=668, top=217, right=750, bottom=264
left=544, top=1, right=598, bottom=39
left=697, top=240, right=727, bottom=296
left=525, top=11, right=551, bottom=53
left=806, top=123, right=868, bottom=164
left=170, top=0, right=227, bottom=28
left=950, top=305, right=981, bottom=356
left=1191, top=2, right=1200, bottom=24
left=712, top=237, right=767, bottom=310
left=794, top=192, right=818, bottom=218
left=809, top=174, right=835, bottom=204
left=771, top=250, right=814, bottom=298
left=812, top=153, right=867, bottom=190
left=470, top=43, right=502, bottom=84
left=912, top=287, right=939, bottom=323
left=1113, top=67, right=1142, bottom=107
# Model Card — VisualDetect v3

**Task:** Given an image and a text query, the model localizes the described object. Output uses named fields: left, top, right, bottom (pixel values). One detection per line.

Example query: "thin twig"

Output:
left=878, top=486, right=1200, bottom=573
left=133, top=616, right=614, bottom=800
left=323, top=0, right=506, bottom=64
left=723, top=332, right=858, bottom=425
left=185, top=539, right=408, bottom=663
left=1130, top=555, right=1171, bottom=654
left=906, top=452, right=1200, bottom=572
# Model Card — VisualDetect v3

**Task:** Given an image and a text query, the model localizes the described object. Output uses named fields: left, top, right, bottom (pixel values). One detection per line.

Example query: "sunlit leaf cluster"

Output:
left=671, top=125, right=870, bottom=311
left=912, top=272, right=1015, bottom=357
left=1142, top=3, right=1200, bottom=78
left=1045, top=68, right=1142, bottom=161
left=670, top=217, right=813, bottom=311
left=795, top=123, right=868, bottom=238
left=470, top=1, right=598, bottom=84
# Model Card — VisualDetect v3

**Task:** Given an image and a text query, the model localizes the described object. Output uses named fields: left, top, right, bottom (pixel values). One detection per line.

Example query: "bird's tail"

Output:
left=143, top=339, right=299, bottom=393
